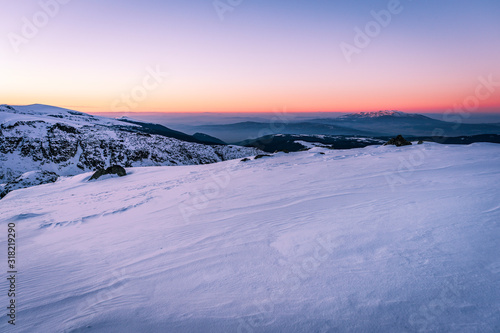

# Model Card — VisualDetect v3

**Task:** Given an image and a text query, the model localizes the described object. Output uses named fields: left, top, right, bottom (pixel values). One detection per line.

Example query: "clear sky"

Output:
left=1, top=0, right=500, bottom=113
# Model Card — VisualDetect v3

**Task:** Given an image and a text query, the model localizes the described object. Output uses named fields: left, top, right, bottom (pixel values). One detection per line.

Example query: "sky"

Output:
left=1, top=0, right=500, bottom=113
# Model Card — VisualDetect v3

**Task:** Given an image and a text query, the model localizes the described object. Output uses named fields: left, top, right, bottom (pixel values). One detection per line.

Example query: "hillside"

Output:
left=0, top=104, right=260, bottom=195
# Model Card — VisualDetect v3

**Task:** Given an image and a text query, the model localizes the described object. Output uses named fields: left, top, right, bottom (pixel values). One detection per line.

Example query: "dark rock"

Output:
left=108, top=165, right=127, bottom=177
left=254, top=154, right=272, bottom=159
left=49, top=123, right=80, bottom=134
left=89, top=169, right=106, bottom=180
left=418, top=140, right=424, bottom=145
left=241, top=158, right=250, bottom=162
left=89, top=165, right=127, bottom=181
left=384, top=135, right=412, bottom=147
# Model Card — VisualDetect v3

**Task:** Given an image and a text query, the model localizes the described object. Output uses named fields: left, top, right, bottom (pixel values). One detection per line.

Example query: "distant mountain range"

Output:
left=175, top=121, right=377, bottom=143
left=308, top=110, right=500, bottom=137
left=234, top=111, right=500, bottom=153
left=175, top=110, right=500, bottom=143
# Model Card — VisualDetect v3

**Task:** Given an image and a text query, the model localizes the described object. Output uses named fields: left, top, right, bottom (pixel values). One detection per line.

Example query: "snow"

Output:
left=294, top=140, right=333, bottom=149
left=1, top=143, right=500, bottom=332
left=294, top=140, right=320, bottom=149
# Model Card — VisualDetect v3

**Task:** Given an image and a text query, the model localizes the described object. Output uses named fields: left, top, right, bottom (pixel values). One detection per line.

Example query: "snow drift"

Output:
left=1, top=143, right=499, bottom=332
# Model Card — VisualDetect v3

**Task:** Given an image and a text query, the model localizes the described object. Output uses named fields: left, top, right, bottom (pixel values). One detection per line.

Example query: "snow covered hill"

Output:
left=0, top=104, right=260, bottom=190
left=0, top=104, right=133, bottom=128
left=1, top=143, right=499, bottom=332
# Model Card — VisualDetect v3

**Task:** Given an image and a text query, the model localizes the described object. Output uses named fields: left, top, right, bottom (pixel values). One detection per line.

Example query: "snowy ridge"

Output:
left=0, top=104, right=137, bottom=128
left=0, top=143, right=499, bottom=332
left=338, top=110, right=425, bottom=119
left=0, top=104, right=261, bottom=186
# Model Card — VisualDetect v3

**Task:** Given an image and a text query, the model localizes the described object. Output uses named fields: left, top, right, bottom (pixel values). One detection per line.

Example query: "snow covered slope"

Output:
left=0, top=104, right=133, bottom=128
left=0, top=104, right=260, bottom=185
left=1, top=143, right=499, bottom=332
left=0, top=170, right=59, bottom=199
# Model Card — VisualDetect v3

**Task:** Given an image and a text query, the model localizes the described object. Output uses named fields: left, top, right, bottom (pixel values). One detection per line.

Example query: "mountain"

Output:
left=1, top=143, right=499, bottom=332
left=116, top=117, right=225, bottom=145
left=309, top=110, right=500, bottom=137
left=0, top=104, right=261, bottom=191
left=0, top=103, right=134, bottom=127
left=337, top=110, right=428, bottom=119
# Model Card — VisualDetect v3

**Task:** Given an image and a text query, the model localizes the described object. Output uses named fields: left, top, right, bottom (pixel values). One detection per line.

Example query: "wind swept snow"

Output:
left=1, top=143, right=499, bottom=332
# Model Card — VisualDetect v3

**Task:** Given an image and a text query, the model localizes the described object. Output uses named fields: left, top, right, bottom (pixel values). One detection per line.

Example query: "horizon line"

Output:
left=3, top=103, right=500, bottom=115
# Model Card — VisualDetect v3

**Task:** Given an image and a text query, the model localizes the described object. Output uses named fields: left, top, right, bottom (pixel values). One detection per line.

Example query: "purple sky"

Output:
left=2, top=0, right=500, bottom=113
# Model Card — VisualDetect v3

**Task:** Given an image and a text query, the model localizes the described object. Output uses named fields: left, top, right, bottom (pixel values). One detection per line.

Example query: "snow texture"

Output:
left=1, top=143, right=499, bottom=332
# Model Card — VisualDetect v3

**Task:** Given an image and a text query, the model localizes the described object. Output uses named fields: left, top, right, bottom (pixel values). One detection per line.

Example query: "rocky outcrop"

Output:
left=0, top=171, right=59, bottom=199
left=384, top=135, right=412, bottom=147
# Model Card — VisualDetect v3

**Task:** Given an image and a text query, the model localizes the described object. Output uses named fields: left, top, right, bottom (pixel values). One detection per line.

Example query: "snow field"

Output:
left=1, top=143, right=499, bottom=332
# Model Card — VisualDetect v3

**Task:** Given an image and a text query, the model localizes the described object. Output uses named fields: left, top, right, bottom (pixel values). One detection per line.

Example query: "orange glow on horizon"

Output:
left=3, top=98, right=499, bottom=114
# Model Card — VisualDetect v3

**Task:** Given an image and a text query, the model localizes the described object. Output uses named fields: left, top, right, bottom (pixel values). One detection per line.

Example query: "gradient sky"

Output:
left=1, top=0, right=500, bottom=113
